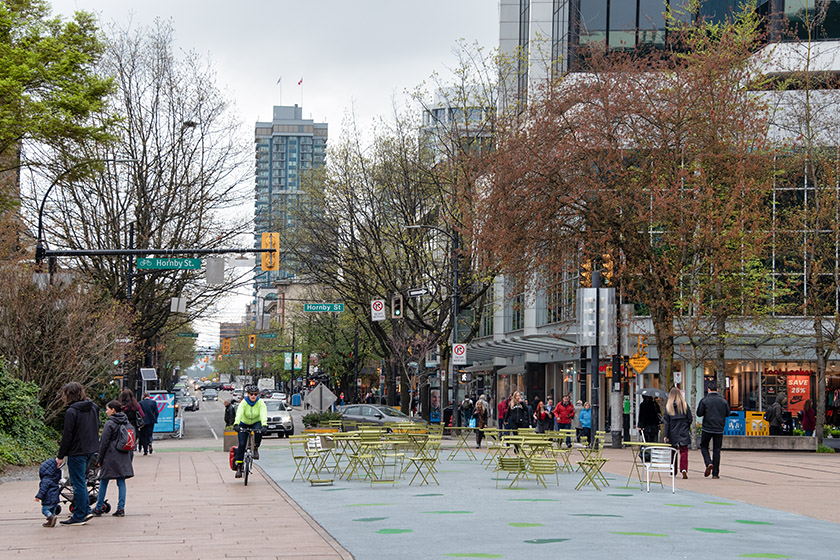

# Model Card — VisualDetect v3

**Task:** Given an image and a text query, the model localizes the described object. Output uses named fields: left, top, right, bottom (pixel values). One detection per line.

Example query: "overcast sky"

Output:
left=48, top=0, right=499, bottom=349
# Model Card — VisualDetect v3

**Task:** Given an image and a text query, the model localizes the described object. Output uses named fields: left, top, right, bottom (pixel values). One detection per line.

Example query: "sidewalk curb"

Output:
left=256, top=463, right=354, bottom=560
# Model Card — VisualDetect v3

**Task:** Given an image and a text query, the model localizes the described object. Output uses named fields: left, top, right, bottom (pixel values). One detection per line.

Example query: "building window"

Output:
left=504, top=276, right=525, bottom=332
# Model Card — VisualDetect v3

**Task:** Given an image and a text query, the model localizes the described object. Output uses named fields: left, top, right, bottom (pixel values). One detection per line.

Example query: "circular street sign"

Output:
left=453, top=344, right=466, bottom=356
left=372, top=300, right=384, bottom=312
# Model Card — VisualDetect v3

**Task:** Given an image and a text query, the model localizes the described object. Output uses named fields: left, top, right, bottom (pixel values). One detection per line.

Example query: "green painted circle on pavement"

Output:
left=735, top=520, right=773, bottom=525
left=377, top=528, right=413, bottom=534
left=524, top=538, right=570, bottom=544
left=353, top=517, right=388, bottom=522
left=444, top=554, right=504, bottom=558
left=695, top=528, right=736, bottom=533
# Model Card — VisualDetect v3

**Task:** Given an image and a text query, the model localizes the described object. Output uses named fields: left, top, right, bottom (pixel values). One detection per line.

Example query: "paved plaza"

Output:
left=1, top=437, right=839, bottom=559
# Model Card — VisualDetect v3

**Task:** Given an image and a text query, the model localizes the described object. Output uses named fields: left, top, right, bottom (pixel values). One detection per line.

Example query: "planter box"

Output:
left=223, top=431, right=238, bottom=451
left=822, top=438, right=840, bottom=450
left=722, top=435, right=817, bottom=451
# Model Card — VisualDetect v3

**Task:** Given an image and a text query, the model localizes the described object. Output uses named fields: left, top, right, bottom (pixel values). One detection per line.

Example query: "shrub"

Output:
left=302, top=411, right=343, bottom=427
left=817, top=444, right=836, bottom=454
left=793, top=428, right=805, bottom=436
left=0, top=358, right=58, bottom=471
left=832, top=430, right=840, bottom=439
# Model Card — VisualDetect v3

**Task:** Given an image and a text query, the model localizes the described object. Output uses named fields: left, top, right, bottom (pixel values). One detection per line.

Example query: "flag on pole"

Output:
left=298, top=78, right=303, bottom=85
left=276, top=76, right=281, bottom=84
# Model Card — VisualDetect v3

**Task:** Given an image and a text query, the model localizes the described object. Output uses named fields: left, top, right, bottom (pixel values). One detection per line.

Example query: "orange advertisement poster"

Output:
left=787, top=375, right=810, bottom=415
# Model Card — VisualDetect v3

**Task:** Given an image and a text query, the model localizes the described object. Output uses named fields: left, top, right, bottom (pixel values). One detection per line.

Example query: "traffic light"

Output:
left=222, top=337, right=231, bottom=355
left=602, top=253, right=614, bottom=286
left=261, top=232, right=280, bottom=271
left=580, top=261, right=592, bottom=287
left=391, top=293, right=403, bottom=319
left=248, top=334, right=256, bottom=349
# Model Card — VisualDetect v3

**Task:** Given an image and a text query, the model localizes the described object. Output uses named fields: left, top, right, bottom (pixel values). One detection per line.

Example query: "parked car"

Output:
left=338, top=404, right=426, bottom=427
left=202, top=388, right=219, bottom=401
left=222, top=383, right=234, bottom=391
left=231, top=388, right=243, bottom=401
left=264, top=399, right=294, bottom=437
left=181, top=395, right=200, bottom=411
left=270, top=392, right=286, bottom=402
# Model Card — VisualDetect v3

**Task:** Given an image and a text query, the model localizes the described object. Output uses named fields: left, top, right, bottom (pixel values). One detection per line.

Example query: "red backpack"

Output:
left=115, top=423, right=136, bottom=452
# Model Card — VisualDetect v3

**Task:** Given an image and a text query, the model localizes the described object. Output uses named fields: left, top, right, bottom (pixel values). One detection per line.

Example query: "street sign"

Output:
left=452, top=343, right=467, bottom=365
left=303, top=303, right=344, bottom=313
left=629, top=354, right=651, bottom=375
left=136, top=257, right=201, bottom=270
left=407, top=287, right=429, bottom=297
left=304, top=383, right=337, bottom=413
left=258, top=333, right=278, bottom=338
left=177, top=332, right=198, bottom=338
left=371, top=299, right=386, bottom=321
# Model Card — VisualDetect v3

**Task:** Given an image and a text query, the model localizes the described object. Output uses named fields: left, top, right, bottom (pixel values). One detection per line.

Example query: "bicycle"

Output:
left=237, top=425, right=260, bottom=485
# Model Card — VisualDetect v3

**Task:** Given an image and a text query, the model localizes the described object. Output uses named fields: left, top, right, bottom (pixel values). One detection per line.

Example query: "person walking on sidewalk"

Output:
left=697, top=382, right=730, bottom=479
left=765, top=394, right=786, bottom=435
left=119, top=389, right=145, bottom=450
left=92, top=400, right=134, bottom=518
left=35, top=458, right=61, bottom=527
left=224, top=399, right=237, bottom=427
left=802, top=399, right=816, bottom=437
left=56, top=381, right=100, bottom=525
left=579, top=402, right=592, bottom=445
left=639, top=395, right=662, bottom=443
left=473, top=396, right=489, bottom=448
left=139, top=393, right=159, bottom=455
left=497, top=395, right=509, bottom=431
left=233, top=385, right=268, bottom=478
left=663, top=387, right=693, bottom=479
left=554, top=395, right=575, bottom=448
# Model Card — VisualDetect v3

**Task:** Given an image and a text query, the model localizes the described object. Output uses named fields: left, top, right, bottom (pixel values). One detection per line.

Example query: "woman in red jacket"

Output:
left=553, top=395, right=575, bottom=448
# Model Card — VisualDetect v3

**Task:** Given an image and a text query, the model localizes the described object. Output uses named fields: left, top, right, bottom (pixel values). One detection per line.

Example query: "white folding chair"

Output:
left=642, top=446, right=678, bottom=493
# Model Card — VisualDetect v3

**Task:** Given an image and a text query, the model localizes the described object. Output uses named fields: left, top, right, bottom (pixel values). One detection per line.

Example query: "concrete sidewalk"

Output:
left=0, top=443, right=350, bottom=559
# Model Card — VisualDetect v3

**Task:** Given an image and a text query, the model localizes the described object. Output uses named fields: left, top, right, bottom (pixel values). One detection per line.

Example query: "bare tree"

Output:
left=30, top=19, right=251, bottom=389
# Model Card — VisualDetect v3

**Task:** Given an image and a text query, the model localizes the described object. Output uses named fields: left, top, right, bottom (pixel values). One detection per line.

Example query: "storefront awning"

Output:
left=467, top=334, right=577, bottom=361
left=497, top=364, right=526, bottom=375
left=461, top=363, right=493, bottom=373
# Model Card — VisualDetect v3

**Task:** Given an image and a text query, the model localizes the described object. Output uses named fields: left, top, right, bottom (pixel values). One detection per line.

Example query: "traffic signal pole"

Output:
left=590, top=268, right=600, bottom=448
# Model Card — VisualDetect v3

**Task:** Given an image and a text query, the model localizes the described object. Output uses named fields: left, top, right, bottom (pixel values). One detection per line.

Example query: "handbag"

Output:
left=468, top=417, right=476, bottom=428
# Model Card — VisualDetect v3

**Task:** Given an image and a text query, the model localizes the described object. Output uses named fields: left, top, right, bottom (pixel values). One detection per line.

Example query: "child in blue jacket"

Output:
left=35, top=458, right=61, bottom=527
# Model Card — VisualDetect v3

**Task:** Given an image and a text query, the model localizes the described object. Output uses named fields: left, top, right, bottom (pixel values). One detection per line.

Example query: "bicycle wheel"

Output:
left=243, top=455, right=251, bottom=485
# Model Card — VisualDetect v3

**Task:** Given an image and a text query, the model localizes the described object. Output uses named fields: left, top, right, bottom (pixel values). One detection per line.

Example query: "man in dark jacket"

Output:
left=224, top=399, right=237, bottom=427
left=139, top=393, right=159, bottom=455
left=56, top=382, right=100, bottom=525
left=765, top=394, right=786, bottom=436
left=696, top=382, right=730, bottom=479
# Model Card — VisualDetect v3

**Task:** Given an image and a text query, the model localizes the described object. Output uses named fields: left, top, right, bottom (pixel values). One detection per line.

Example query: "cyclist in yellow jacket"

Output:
left=234, top=385, right=268, bottom=477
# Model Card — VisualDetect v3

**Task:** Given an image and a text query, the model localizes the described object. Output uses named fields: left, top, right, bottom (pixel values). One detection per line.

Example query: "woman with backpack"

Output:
left=119, top=389, right=145, bottom=442
left=93, top=400, right=134, bottom=517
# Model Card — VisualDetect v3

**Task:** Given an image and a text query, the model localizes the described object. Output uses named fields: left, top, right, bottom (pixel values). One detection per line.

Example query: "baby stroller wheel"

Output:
left=54, top=505, right=62, bottom=515
left=103, top=501, right=112, bottom=513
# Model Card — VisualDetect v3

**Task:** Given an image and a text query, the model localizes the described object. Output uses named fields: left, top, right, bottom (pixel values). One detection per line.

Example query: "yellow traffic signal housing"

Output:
left=222, top=337, right=231, bottom=355
left=580, top=261, right=592, bottom=287
left=248, top=334, right=256, bottom=349
left=261, top=232, right=280, bottom=271
left=602, top=253, right=614, bottom=285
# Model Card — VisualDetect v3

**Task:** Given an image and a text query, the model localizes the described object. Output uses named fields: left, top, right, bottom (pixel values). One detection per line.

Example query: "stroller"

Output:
left=57, top=453, right=111, bottom=515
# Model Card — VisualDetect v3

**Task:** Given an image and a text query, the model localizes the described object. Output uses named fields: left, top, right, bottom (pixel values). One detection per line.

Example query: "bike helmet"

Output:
left=245, top=385, right=259, bottom=394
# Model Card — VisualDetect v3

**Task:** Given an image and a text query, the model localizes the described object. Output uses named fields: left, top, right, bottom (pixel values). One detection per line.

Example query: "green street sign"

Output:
left=303, top=303, right=344, bottom=313
left=258, top=333, right=277, bottom=338
left=136, top=257, right=201, bottom=270
left=177, top=332, right=199, bottom=338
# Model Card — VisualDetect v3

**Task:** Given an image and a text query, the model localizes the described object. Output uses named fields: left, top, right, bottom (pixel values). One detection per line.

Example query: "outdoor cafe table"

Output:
left=623, top=441, right=672, bottom=487
left=446, top=426, right=477, bottom=460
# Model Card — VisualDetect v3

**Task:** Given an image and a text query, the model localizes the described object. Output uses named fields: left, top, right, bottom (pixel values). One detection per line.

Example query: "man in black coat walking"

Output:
left=697, top=382, right=730, bottom=479
left=139, top=393, right=159, bottom=455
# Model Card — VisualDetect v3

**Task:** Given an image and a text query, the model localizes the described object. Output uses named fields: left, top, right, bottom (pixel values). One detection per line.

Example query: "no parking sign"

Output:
left=452, top=343, right=467, bottom=365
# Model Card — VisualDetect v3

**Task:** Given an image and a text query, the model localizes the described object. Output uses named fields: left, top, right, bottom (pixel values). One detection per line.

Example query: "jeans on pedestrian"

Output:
left=700, top=431, right=723, bottom=476
left=41, top=504, right=57, bottom=518
left=558, top=422, right=572, bottom=447
left=805, top=429, right=814, bottom=437
left=235, top=423, right=263, bottom=463
left=97, top=477, right=126, bottom=511
left=67, top=454, right=93, bottom=520
left=642, top=425, right=659, bottom=443
left=769, top=425, right=782, bottom=436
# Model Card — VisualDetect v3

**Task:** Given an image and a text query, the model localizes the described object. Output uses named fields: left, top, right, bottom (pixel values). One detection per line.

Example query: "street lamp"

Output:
left=35, top=158, right=135, bottom=265
left=403, top=223, right=460, bottom=426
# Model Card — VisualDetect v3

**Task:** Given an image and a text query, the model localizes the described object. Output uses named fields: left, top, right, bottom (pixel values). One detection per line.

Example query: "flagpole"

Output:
left=299, top=77, right=304, bottom=108
left=278, top=76, right=282, bottom=105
